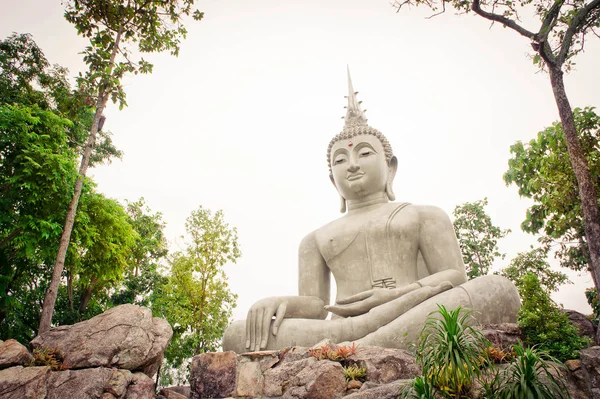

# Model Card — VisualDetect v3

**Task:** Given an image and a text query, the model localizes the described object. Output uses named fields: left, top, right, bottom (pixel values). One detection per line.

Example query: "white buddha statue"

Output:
left=223, top=69, right=520, bottom=353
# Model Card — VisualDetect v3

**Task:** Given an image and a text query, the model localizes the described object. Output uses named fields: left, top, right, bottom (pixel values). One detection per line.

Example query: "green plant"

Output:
left=343, top=365, right=367, bottom=382
left=416, top=305, right=489, bottom=397
left=585, top=287, right=600, bottom=323
left=32, top=347, right=65, bottom=371
left=493, top=344, right=570, bottom=399
left=308, top=343, right=359, bottom=362
left=398, top=376, right=438, bottom=399
left=517, top=273, right=590, bottom=362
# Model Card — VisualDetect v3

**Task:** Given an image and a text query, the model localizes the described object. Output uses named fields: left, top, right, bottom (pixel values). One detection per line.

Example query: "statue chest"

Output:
left=315, top=203, right=420, bottom=290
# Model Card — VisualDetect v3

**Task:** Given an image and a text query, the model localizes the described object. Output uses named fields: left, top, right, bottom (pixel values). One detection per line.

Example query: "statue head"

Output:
left=328, top=68, right=397, bottom=212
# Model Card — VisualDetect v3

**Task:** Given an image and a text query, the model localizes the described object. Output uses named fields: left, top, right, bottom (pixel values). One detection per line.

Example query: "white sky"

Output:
left=2, top=0, right=599, bottom=318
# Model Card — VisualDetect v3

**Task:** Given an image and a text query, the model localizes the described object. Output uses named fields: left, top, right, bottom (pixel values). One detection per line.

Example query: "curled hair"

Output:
left=327, top=125, right=394, bottom=176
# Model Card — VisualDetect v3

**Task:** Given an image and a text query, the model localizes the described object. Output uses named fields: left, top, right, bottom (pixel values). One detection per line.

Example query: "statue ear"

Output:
left=330, top=174, right=347, bottom=213
left=386, top=156, right=398, bottom=201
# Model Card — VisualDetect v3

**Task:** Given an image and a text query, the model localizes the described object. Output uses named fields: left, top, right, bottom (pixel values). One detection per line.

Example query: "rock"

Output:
left=0, top=366, right=50, bottom=399
left=563, top=309, right=596, bottom=341
left=159, top=389, right=188, bottom=399
left=481, top=323, right=523, bottom=349
left=190, top=351, right=236, bottom=399
left=345, top=380, right=409, bottom=399
left=264, top=357, right=317, bottom=397
left=347, top=379, right=362, bottom=389
left=579, top=346, right=600, bottom=398
left=159, top=386, right=190, bottom=398
left=237, top=360, right=262, bottom=397
left=30, top=304, right=172, bottom=377
left=282, top=360, right=346, bottom=399
left=351, top=346, right=420, bottom=384
left=46, top=367, right=154, bottom=399
left=0, top=339, right=34, bottom=369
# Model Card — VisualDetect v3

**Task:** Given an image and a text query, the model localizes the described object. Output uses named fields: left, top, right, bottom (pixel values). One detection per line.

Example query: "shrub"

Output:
left=32, top=347, right=65, bottom=371
left=493, top=344, right=570, bottom=399
left=343, top=365, right=367, bottom=382
left=415, top=305, right=489, bottom=397
left=517, top=273, right=590, bottom=362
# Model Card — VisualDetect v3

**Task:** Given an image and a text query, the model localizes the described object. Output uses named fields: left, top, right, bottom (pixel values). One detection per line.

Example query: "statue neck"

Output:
left=347, top=193, right=388, bottom=213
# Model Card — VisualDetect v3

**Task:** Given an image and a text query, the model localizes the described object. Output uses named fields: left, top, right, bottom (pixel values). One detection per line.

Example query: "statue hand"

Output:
left=246, top=297, right=287, bottom=351
left=324, top=288, right=401, bottom=317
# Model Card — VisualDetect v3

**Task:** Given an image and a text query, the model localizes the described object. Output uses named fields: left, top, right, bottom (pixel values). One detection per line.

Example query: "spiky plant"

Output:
left=398, top=376, right=439, bottom=399
left=494, top=344, right=570, bottom=399
left=416, top=305, right=489, bottom=398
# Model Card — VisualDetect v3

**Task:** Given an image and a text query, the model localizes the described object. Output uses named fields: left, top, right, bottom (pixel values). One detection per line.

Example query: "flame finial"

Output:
left=343, top=65, right=368, bottom=129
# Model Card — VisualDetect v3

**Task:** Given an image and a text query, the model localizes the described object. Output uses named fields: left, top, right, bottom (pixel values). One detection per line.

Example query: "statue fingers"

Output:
left=260, top=307, right=274, bottom=349
left=254, top=308, right=264, bottom=351
left=245, top=309, right=253, bottom=349
left=272, top=301, right=287, bottom=336
left=324, top=304, right=355, bottom=317
left=336, top=289, right=374, bottom=305
left=248, top=309, right=256, bottom=351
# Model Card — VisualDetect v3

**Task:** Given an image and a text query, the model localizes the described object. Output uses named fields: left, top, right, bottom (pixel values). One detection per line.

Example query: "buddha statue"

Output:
left=223, top=69, right=520, bottom=353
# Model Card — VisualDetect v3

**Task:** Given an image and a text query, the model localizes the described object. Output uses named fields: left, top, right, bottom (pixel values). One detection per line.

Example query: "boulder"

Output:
left=190, top=351, right=237, bottom=399
left=0, top=339, right=34, bottom=369
left=281, top=360, right=346, bottom=399
left=0, top=366, right=50, bottom=399
left=45, top=367, right=153, bottom=399
left=579, top=346, right=600, bottom=398
left=563, top=309, right=596, bottom=340
left=30, top=304, right=172, bottom=377
left=351, top=346, right=420, bottom=384
left=481, top=323, right=523, bottom=349
left=263, top=357, right=317, bottom=397
left=346, top=380, right=410, bottom=399
left=159, top=386, right=190, bottom=398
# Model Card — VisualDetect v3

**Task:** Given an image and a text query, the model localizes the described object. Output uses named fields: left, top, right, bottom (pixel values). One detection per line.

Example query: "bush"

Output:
left=415, top=305, right=489, bottom=397
left=517, top=273, right=590, bottom=362
left=492, top=344, right=570, bottom=399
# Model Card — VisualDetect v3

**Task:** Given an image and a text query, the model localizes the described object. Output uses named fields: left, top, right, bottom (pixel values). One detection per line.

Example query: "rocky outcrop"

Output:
left=0, top=305, right=173, bottom=399
left=480, top=323, right=523, bottom=349
left=563, top=309, right=596, bottom=341
left=190, top=344, right=420, bottom=399
left=30, top=304, right=172, bottom=377
left=0, top=339, right=34, bottom=369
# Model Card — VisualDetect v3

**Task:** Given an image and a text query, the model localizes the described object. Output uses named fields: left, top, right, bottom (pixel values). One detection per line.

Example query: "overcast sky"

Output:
left=2, top=0, right=599, bottom=318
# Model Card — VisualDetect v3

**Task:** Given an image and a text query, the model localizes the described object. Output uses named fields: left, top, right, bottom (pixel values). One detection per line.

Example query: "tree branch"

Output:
left=471, top=0, right=536, bottom=39
left=557, top=0, right=600, bottom=64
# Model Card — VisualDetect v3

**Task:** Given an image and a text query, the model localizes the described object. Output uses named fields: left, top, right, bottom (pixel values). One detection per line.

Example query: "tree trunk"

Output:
left=78, top=283, right=94, bottom=313
left=37, top=28, right=124, bottom=335
left=549, top=67, right=600, bottom=290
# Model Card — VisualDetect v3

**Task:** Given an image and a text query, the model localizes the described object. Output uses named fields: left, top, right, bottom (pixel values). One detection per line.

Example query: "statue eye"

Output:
left=334, top=158, right=346, bottom=165
left=360, top=150, right=372, bottom=156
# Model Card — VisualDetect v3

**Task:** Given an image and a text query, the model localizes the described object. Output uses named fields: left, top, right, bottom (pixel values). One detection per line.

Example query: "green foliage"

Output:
left=398, top=376, right=438, bottom=399
left=392, top=0, right=600, bottom=73
left=492, top=345, right=570, bottom=399
left=416, top=306, right=489, bottom=397
left=452, top=198, right=510, bottom=279
left=517, top=273, right=589, bottom=362
left=585, top=287, right=600, bottom=322
left=504, top=107, right=600, bottom=272
left=500, top=246, right=570, bottom=293
left=343, top=365, right=367, bottom=382
left=64, top=0, right=204, bottom=110
left=152, top=206, right=240, bottom=385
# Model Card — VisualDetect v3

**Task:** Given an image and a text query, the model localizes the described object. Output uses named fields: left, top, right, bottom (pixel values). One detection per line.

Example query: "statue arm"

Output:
left=245, top=231, right=329, bottom=351
left=416, top=205, right=468, bottom=287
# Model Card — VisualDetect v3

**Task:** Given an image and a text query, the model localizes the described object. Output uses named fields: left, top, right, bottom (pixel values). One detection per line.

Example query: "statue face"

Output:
left=330, top=134, right=390, bottom=201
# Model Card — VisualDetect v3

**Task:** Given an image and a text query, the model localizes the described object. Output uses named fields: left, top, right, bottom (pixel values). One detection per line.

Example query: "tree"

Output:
left=39, top=0, right=204, bottom=334
left=504, top=107, right=600, bottom=274
left=393, top=0, right=600, bottom=294
left=452, top=198, right=510, bottom=279
left=152, top=206, right=240, bottom=385
left=501, top=246, right=570, bottom=293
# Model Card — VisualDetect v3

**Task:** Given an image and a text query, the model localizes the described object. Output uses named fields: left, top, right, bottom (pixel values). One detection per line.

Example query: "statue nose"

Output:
left=347, top=162, right=360, bottom=173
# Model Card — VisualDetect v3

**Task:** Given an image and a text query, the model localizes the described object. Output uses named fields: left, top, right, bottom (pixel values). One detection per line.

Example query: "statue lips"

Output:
left=347, top=173, right=364, bottom=181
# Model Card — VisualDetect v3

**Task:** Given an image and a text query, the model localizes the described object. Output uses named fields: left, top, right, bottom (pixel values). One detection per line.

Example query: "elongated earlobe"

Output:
left=385, top=182, right=396, bottom=201
left=339, top=195, right=347, bottom=213
left=386, top=156, right=398, bottom=201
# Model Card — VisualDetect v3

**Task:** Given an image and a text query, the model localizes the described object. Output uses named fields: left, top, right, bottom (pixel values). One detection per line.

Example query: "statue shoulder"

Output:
left=411, top=204, right=452, bottom=220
